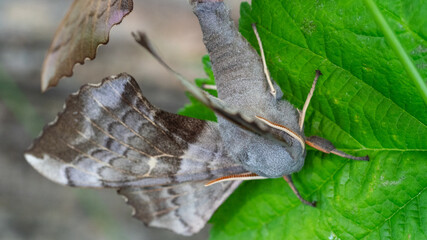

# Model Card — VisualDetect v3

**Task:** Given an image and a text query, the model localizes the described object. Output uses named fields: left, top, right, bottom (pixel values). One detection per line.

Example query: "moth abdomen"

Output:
left=193, top=2, right=271, bottom=109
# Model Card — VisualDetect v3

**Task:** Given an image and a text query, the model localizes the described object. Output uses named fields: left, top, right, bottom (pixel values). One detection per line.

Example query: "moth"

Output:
left=25, top=1, right=368, bottom=236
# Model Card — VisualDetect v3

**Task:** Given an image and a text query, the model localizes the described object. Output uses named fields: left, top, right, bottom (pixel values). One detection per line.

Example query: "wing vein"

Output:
left=104, top=81, right=179, bottom=154
left=80, top=113, right=154, bottom=158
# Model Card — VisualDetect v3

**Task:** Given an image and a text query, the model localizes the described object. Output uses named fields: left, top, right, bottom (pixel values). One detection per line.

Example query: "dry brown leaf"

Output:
left=41, top=0, right=133, bottom=91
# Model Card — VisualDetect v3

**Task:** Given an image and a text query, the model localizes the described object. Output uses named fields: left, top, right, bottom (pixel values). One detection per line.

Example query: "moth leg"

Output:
left=298, top=70, right=322, bottom=130
left=306, top=136, right=369, bottom=161
left=252, top=23, right=276, bottom=98
left=283, top=175, right=316, bottom=207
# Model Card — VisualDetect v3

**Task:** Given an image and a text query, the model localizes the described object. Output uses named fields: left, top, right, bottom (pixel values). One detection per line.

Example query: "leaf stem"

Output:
left=363, top=0, right=427, bottom=105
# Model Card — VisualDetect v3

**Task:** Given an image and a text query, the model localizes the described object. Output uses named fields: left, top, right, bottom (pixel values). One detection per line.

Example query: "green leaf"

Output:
left=178, top=55, right=217, bottom=121
left=363, top=0, right=427, bottom=104
left=205, top=0, right=427, bottom=239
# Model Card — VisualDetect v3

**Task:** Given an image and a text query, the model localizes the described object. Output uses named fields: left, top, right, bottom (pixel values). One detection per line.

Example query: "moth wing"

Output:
left=41, top=0, right=133, bottom=91
left=133, top=32, right=288, bottom=144
left=25, top=73, right=246, bottom=188
left=119, top=180, right=241, bottom=236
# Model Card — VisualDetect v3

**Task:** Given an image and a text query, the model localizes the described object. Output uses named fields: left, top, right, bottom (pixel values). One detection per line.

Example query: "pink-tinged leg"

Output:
left=283, top=175, right=316, bottom=207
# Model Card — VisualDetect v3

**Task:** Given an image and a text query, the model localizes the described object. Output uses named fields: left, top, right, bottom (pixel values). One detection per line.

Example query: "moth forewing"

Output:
left=41, top=0, right=134, bottom=91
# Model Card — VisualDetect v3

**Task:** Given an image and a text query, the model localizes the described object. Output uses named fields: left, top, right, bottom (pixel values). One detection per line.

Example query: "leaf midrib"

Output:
left=340, top=148, right=426, bottom=152
left=378, top=2, right=427, bottom=43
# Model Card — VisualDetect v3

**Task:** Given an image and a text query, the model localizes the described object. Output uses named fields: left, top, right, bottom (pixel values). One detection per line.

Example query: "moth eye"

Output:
left=287, top=136, right=294, bottom=147
left=239, top=151, right=249, bottom=160
left=273, top=132, right=291, bottom=146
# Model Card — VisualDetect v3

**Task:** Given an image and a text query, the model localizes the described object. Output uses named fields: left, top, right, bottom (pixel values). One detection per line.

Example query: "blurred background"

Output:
left=0, top=0, right=244, bottom=239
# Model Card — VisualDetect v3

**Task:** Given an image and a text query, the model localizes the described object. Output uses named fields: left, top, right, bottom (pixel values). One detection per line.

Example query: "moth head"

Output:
left=233, top=116, right=306, bottom=178
left=239, top=134, right=306, bottom=178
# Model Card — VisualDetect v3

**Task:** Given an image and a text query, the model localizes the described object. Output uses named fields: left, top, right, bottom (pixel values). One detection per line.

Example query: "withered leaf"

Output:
left=41, top=0, right=133, bottom=91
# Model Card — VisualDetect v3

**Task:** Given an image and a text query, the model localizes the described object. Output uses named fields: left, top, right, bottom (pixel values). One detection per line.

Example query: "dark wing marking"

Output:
left=119, top=180, right=241, bottom=236
left=25, top=73, right=246, bottom=188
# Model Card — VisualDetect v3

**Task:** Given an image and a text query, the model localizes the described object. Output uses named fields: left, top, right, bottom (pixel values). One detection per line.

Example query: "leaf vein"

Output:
left=361, top=187, right=426, bottom=239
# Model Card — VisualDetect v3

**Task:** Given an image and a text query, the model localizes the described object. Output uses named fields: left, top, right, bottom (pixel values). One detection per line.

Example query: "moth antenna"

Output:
left=255, top=115, right=305, bottom=150
left=306, top=136, right=369, bottom=161
left=252, top=23, right=276, bottom=98
left=283, top=175, right=316, bottom=207
left=299, top=70, right=322, bottom=130
left=205, top=173, right=266, bottom=186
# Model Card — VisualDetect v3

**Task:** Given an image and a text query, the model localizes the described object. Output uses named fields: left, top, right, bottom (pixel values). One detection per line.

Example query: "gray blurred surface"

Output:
left=0, top=0, right=244, bottom=239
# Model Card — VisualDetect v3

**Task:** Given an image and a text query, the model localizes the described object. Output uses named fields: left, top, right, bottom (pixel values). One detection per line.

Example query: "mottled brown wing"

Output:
left=41, top=0, right=133, bottom=91
left=25, top=73, right=246, bottom=188
left=119, top=180, right=241, bottom=236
